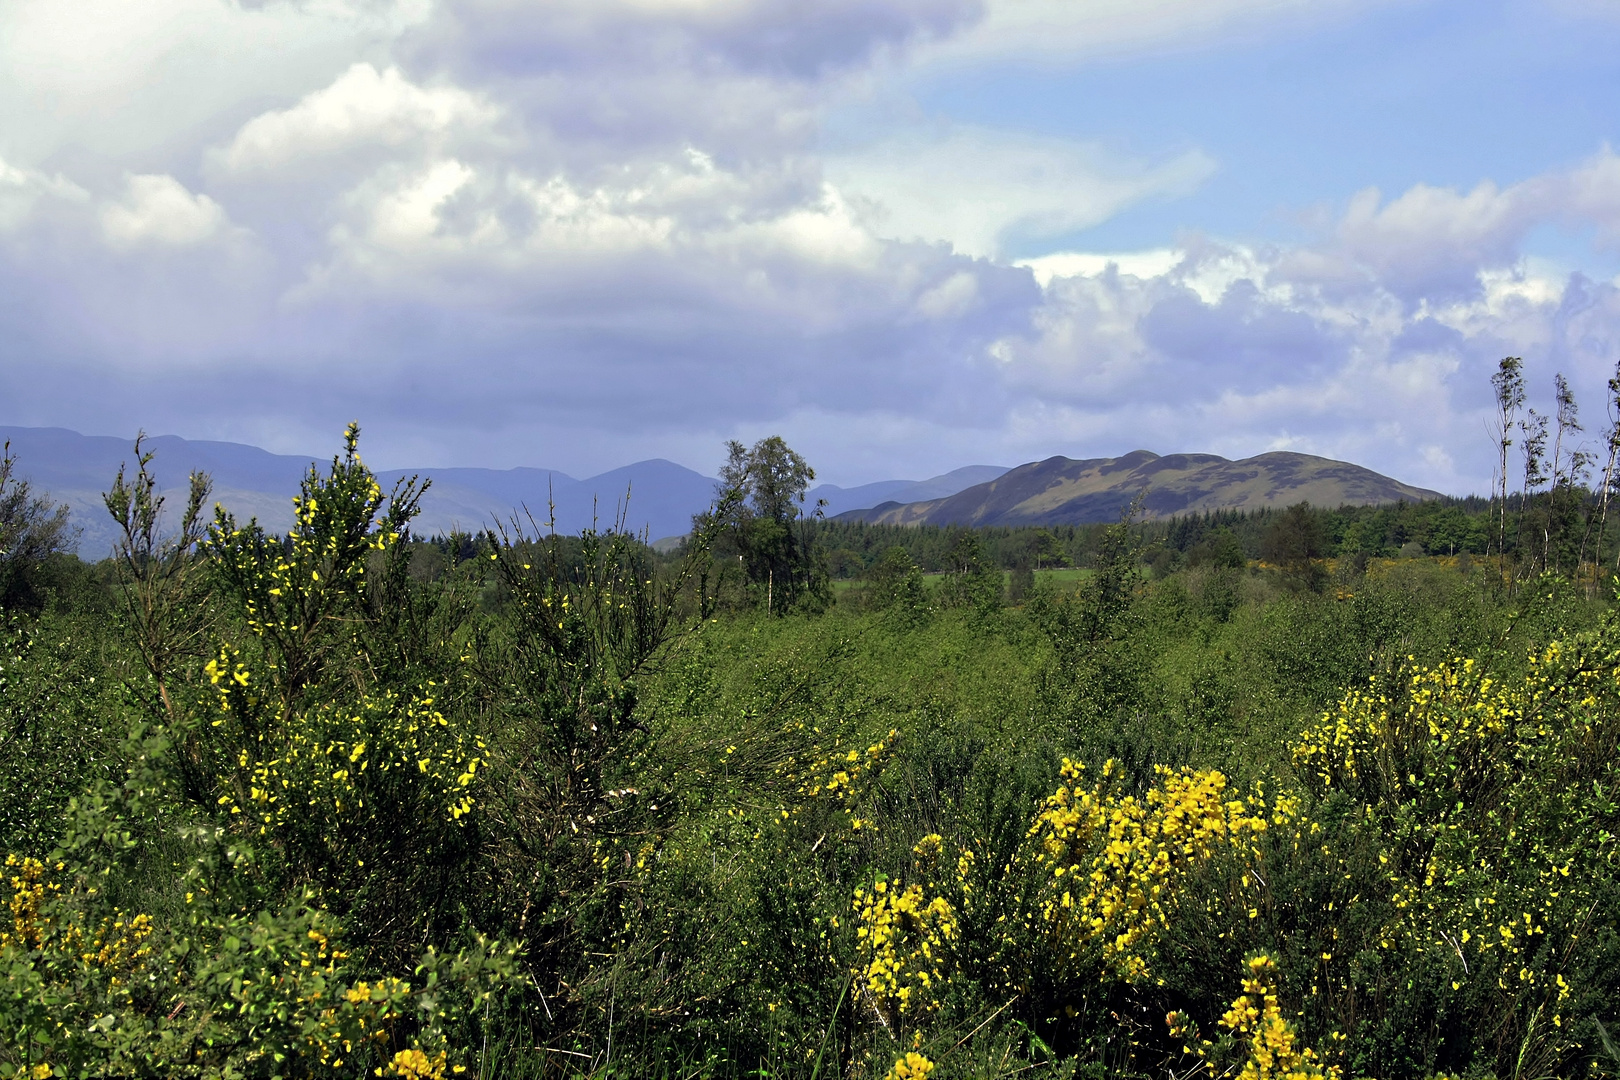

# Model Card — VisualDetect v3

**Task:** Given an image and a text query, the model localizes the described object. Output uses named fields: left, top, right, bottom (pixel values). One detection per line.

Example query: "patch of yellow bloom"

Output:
left=379, top=1047, right=464, bottom=1079
left=1170, top=955, right=1338, bottom=1080
left=884, top=1051, right=934, bottom=1079
left=853, top=879, right=957, bottom=1026
left=1028, top=759, right=1269, bottom=981
left=1291, top=657, right=1519, bottom=792
left=3, top=854, right=154, bottom=978
left=209, top=653, right=486, bottom=829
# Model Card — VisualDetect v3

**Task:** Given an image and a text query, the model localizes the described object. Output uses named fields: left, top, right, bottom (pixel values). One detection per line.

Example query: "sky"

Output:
left=2, top=0, right=1619, bottom=493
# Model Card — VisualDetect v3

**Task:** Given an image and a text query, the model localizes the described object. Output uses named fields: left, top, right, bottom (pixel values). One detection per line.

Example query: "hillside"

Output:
left=834, top=449, right=1445, bottom=526
left=0, top=426, right=1004, bottom=556
left=0, top=426, right=716, bottom=557
left=807, top=464, right=1009, bottom=519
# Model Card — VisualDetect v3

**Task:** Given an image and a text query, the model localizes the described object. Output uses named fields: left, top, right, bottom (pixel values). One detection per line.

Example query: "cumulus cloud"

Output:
left=218, top=63, right=496, bottom=175
left=1326, top=148, right=1620, bottom=303
left=826, top=126, right=1216, bottom=259
left=101, top=175, right=231, bottom=249
left=3, top=0, right=1620, bottom=499
left=0, top=158, right=88, bottom=232
left=0, top=0, right=426, bottom=167
left=980, top=220, right=1620, bottom=495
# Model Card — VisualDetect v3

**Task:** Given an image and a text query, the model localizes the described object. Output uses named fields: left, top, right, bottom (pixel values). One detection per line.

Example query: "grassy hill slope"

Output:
left=835, top=449, right=1444, bottom=526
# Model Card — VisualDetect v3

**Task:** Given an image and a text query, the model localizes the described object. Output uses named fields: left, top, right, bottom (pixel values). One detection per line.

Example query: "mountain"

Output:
left=833, top=450, right=1445, bottom=527
left=3, top=428, right=1441, bottom=555
left=807, top=465, right=1009, bottom=519
left=0, top=425, right=1000, bottom=558
left=0, top=426, right=718, bottom=558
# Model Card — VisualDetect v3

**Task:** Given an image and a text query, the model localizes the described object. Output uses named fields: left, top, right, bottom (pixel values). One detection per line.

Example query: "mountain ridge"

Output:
left=0, top=426, right=1003, bottom=556
left=834, top=449, right=1445, bottom=527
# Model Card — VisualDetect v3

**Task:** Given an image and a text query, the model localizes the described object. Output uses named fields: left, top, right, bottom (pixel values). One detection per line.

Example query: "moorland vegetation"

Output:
left=3, top=359, right=1620, bottom=1078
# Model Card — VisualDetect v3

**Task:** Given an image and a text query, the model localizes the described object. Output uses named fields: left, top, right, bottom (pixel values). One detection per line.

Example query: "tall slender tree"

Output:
left=1547, top=374, right=1589, bottom=574
left=1600, top=362, right=1620, bottom=576
left=1518, top=408, right=1549, bottom=577
left=1490, top=357, right=1525, bottom=567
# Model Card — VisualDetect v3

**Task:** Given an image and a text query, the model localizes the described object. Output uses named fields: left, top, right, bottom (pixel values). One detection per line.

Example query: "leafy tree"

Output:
left=1028, top=528, right=1067, bottom=570
left=1007, top=557, right=1035, bottom=603
left=1260, top=502, right=1327, bottom=591
left=1490, top=356, right=1525, bottom=561
left=938, top=527, right=1001, bottom=613
left=1187, top=526, right=1245, bottom=569
left=864, top=545, right=931, bottom=624
left=696, top=436, right=828, bottom=613
left=0, top=442, right=78, bottom=612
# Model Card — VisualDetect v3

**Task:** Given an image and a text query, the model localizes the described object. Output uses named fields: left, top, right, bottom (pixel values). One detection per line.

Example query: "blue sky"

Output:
left=2, top=0, right=1618, bottom=494
left=901, top=0, right=1620, bottom=254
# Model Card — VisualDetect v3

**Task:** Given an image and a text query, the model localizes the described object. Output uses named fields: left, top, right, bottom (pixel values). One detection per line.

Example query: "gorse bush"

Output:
left=4, top=427, right=1620, bottom=1077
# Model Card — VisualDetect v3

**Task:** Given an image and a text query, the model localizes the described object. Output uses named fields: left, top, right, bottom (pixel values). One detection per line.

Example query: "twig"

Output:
left=951, top=996, right=1020, bottom=1054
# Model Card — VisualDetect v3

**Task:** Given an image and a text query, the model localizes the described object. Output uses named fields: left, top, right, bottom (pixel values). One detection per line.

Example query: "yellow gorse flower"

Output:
left=1214, top=955, right=1339, bottom=1080
left=853, top=879, right=957, bottom=1025
left=885, top=1051, right=934, bottom=1080
left=1028, top=759, right=1269, bottom=981
left=210, top=653, right=486, bottom=829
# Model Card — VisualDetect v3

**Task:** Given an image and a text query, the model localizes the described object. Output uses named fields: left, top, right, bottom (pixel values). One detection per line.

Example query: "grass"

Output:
left=831, top=567, right=1092, bottom=594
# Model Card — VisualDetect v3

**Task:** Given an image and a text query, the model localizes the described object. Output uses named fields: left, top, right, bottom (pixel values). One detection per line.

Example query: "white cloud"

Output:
left=1017, top=249, right=1182, bottom=287
left=0, top=0, right=427, bottom=167
left=0, top=157, right=88, bottom=232
left=219, top=63, right=496, bottom=174
left=100, top=175, right=231, bottom=249
left=914, top=269, right=979, bottom=318
left=1563, top=147, right=1620, bottom=244
left=4, top=0, right=1620, bottom=500
left=1322, top=148, right=1620, bottom=300
left=1337, top=180, right=1528, bottom=298
left=827, top=126, right=1215, bottom=258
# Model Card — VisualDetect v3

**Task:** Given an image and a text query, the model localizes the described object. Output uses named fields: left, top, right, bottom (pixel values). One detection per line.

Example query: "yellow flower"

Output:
left=885, top=1052, right=934, bottom=1080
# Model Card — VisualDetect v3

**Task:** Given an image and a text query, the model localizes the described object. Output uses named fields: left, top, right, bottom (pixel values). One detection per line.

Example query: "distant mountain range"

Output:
left=808, top=466, right=1010, bottom=518
left=0, top=426, right=1006, bottom=557
left=0, top=428, right=1446, bottom=556
left=833, top=450, right=1444, bottom=527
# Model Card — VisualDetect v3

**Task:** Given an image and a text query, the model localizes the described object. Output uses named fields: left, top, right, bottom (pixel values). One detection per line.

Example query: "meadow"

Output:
left=2, top=430, right=1619, bottom=1079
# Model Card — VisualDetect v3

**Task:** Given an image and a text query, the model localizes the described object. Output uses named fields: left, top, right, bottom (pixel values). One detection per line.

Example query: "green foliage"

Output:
left=8, top=427, right=1620, bottom=1078
left=696, top=436, right=828, bottom=614
left=104, top=432, right=216, bottom=715
left=863, top=547, right=932, bottom=627
left=1262, top=503, right=1329, bottom=592
left=203, top=422, right=426, bottom=703
left=937, top=529, right=1002, bottom=615
left=0, top=442, right=79, bottom=613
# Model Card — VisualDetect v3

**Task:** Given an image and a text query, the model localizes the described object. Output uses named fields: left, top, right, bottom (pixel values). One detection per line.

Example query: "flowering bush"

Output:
left=1024, top=759, right=1273, bottom=982
left=206, top=653, right=485, bottom=836
left=1169, top=954, right=1340, bottom=1080
left=0, top=844, right=512, bottom=1078
left=853, top=878, right=957, bottom=1027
